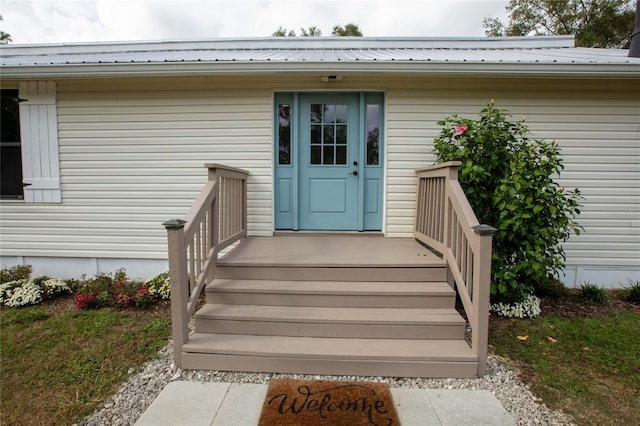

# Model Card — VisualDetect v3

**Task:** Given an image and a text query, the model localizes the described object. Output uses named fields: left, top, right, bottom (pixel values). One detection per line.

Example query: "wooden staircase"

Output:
left=180, top=236, right=478, bottom=378
left=163, top=163, right=494, bottom=379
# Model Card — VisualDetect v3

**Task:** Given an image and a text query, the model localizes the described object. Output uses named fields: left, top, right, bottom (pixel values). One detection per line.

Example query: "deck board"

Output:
left=218, top=236, right=443, bottom=267
left=196, top=304, right=464, bottom=324
left=184, top=333, right=475, bottom=362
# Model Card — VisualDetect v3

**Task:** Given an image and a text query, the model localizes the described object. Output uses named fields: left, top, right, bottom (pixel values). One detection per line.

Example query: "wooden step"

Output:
left=206, top=279, right=456, bottom=308
left=181, top=333, right=477, bottom=378
left=215, top=265, right=447, bottom=282
left=194, top=304, right=465, bottom=339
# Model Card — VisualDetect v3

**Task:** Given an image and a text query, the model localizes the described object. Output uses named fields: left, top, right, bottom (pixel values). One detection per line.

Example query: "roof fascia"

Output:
left=2, top=61, right=638, bottom=79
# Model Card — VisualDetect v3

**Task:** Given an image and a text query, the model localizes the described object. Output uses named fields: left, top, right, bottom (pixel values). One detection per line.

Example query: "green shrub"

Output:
left=76, top=270, right=146, bottom=309
left=433, top=101, right=582, bottom=303
left=0, top=265, right=32, bottom=284
left=579, top=283, right=609, bottom=305
left=535, top=278, right=570, bottom=299
left=622, top=280, right=640, bottom=305
left=75, top=269, right=163, bottom=310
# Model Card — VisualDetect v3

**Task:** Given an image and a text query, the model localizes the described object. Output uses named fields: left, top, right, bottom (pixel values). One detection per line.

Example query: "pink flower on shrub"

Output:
left=135, top=287, right=150, bottom=298
left=114, top=293, right=131, bottom=307
left=134, top=287, right=152, bottom=307
left=454, top=126, right=468, bottom=136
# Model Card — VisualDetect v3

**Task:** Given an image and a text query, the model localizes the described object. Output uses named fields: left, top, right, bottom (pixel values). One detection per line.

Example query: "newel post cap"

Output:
left=162, top=219, right=187, bottom=229
left=473, top=224, right=497, bottom=236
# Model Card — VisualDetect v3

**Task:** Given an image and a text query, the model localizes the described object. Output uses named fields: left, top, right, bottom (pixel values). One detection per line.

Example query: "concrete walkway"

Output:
left=136, top=381, right=514, bottom=426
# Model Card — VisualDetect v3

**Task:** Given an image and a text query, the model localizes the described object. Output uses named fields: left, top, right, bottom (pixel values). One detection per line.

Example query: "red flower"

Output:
left=454, top=126, right=468, bottom=136
left=75, top=293, right=97, bottom=309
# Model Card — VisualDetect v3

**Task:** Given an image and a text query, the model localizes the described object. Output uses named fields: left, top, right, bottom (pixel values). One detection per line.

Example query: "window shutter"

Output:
left=19, top=81, right=61, bottom=203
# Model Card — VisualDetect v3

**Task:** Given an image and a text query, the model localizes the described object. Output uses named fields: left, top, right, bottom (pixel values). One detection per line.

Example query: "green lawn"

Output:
left=2, top=290, right=638, bottom=425
left=0, top=299, right=171, bottom=425
left=490, top=294, right=640, bottom=425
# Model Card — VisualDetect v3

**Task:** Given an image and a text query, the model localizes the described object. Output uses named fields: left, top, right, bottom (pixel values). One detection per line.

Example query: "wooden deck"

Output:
left=218, top=235, right=444, bottom=267
left=177, top=235, right=478, bottom=378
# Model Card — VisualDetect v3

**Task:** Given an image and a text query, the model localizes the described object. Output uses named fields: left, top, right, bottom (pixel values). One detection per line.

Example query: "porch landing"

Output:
left=217, top=235, right=444, bottom=267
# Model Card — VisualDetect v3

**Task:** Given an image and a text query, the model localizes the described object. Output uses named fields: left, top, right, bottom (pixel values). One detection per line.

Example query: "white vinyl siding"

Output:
left=0, top=75, right=637, bottom=280
left=19, top=81, right=62, bottom=202
left=385, top=81, right=640, bottom=272
left=0, top=80, right=273, bottom=260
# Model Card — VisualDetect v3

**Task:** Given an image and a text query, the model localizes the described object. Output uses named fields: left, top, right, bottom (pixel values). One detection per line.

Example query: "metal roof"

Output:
left=1, top=36, right=639, bottom=78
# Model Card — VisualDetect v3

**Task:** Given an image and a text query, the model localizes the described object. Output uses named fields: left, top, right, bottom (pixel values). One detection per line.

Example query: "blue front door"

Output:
left=299, top=94, right=360, bottom=230
left=274, top=92, right=384, bottom=231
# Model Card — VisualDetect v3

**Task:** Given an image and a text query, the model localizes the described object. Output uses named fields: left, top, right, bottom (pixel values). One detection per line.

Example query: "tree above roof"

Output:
left=272, top=23, right=362, bottom=37
left=483, top=0, right=635, bottom=48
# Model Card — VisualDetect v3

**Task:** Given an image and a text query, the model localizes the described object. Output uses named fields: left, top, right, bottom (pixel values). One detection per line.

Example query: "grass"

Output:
left=0, top=298, right=171, bottom=426
left=3, top=284, right=638, bottom=426
left=490, top=291, right=640, bottom=425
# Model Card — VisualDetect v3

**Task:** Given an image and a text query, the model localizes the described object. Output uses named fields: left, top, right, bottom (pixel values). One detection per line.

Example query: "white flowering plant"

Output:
left=31, top=275, right=73, bottom=299
left=146, top=270, right=170, bottom=300
left=2, top=281, right=43, bottom=307
left=490, top=293, right=541, bottom=318
left=0, top=267, right=72, bottom=308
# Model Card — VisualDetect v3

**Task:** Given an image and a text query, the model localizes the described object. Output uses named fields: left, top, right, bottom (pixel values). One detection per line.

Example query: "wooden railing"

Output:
left=163, top=164, right=248, bottom=366
left=414, top=162, right=495, bottom=376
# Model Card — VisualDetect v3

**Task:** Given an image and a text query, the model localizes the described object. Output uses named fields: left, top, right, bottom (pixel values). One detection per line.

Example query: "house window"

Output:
left=1, top=90, right=24, bottom=200
left=310, top=103, right=348, bottom=165
left=366, top=104, right=380, bottom=166
left=278, top=103, right=291, bottom=165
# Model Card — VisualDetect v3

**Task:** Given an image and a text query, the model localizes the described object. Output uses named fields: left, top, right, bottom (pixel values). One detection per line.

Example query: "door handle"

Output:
left=351, top=170, right=358, bottom=176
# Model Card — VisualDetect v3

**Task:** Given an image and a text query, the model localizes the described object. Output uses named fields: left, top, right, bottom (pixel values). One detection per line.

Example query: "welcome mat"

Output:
left=258, top=378, right=400, bottom=426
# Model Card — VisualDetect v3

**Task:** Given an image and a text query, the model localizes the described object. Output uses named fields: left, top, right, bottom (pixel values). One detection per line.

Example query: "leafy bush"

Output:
left=535, top=278, right=570, bottom=299
left=622, top=280, right=640, bottom=305
left=433, top=101, right=582, bottom=303
left=75, top=269, right=163, bottom=310
left=579, top=283, right=609, bottom=305
left=0, top=265, right=32, bottom=284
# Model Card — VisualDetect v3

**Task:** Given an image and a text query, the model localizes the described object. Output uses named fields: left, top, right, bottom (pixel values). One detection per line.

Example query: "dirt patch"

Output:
left=539, top=289, right=640, bottom=319
left=41, top=295, right=172, bottom=317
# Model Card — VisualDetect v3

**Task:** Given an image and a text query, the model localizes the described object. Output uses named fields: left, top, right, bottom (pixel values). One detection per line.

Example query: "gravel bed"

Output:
left=76, top=341, right=574, bottom=426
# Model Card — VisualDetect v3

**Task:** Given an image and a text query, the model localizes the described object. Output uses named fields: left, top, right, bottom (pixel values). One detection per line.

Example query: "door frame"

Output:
left=274, top=91, right=384, bottom=231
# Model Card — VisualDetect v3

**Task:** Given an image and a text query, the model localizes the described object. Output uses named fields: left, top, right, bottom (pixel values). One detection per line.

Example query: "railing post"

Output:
left=209, top=167, right=220, bottom=249
left=241, top=176, right=248, bottom=236
left=162, top=219, right=189, bottom=367
left=443, top=165, right=460, bottom=289
left=472, top=224, right=496, bottom=376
